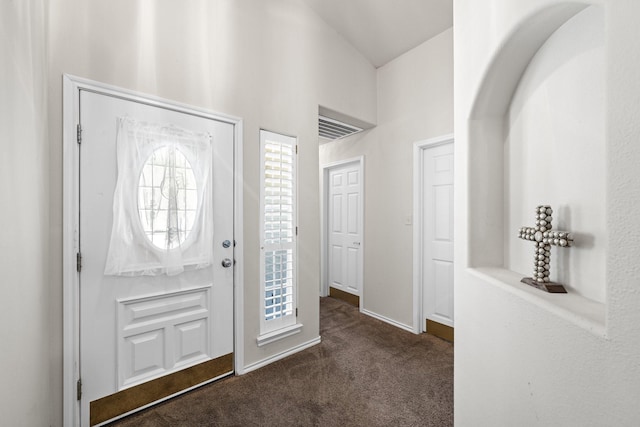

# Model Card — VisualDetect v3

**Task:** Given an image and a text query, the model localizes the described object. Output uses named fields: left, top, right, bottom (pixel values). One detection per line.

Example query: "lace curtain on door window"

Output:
left=104, top=117, right=214, bottom=276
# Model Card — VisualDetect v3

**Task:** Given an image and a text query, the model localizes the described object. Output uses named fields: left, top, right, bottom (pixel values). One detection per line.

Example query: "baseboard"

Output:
left=241, top=336, right=322, bottom=374
left=361, top=309, right=415, bottom=333
left=329, top=287, right=359, bottom=307
left=426, top=319, right=454, bottom=342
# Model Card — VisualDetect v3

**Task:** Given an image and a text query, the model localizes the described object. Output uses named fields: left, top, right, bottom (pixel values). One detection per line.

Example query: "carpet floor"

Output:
left=108, top=297, right=454, bottom=426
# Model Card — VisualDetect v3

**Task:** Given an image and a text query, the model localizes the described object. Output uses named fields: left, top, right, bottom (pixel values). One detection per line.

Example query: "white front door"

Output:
left=327, top=161, right=363, bottom=298
left=422, top=142, right=454, bottom=329
left=78, top=89, right=235, bottom=426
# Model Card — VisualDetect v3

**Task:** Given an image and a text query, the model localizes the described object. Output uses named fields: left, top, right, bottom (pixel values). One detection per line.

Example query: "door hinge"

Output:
left=76, top=252, right=82, bottom=273
left=76, top=124, right=82, bottom=144
left=76, top=378, right=82, bottom=401
left=296, top=226, right=298, bottom=236
left=296, top=308, right=298, bottom=317
left=295, top=145, right=298, bottom=154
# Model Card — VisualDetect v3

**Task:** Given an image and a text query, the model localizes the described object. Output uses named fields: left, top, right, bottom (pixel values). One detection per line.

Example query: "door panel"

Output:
left=347, top=193, right=359, bottom=234
left=79, top=89, right=234, bottom=426
left=331, top=245, right=343, bottom=285
left=117, top=287, right=212, bottom=389
left=433, top=260, right=454, bottom=320
left=347, top=248, right=358, bottom=290
left=434, top=186, right=452, bottom=240
left=422, top=143, right=454, bottom=328
left=332, top=194, right=342, bottom=232
left=327, top=162, right=362, bottom=297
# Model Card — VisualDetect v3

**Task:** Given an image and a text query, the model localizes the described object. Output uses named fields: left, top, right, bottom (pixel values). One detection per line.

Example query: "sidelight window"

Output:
left=259, top=130, right=298, bottom=338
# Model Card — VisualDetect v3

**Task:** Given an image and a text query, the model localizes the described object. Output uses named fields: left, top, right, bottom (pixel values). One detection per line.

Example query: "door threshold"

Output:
left=329, top=287, right=359, bottom=307
left=426, top=320, right=454, bottom=342
left=91, top=353, right=233, bottom=426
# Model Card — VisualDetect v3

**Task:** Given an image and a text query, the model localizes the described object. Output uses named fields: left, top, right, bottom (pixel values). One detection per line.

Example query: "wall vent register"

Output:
left=319, top=115, right=363, bottom=140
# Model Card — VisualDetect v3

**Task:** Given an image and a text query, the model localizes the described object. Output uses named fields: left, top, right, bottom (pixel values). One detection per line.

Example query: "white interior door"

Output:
left=327, top=162, right=363, bottom=297
left=79, top=89, right=235, bottom=426
left=422, top=142, right=454, bottom=329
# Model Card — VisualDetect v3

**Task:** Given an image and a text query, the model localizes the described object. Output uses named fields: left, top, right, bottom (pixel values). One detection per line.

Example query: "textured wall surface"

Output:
left=0, top=1, right=50, bottom=426
left=454, top=0, right=640, bottom=425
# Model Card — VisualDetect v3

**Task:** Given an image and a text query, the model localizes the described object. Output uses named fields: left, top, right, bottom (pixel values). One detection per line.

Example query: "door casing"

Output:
left=412, top=134, right=454, bottom=334
left=320, top=156, right=364, bottom=309
left=62, top=75, right=245, bottom=426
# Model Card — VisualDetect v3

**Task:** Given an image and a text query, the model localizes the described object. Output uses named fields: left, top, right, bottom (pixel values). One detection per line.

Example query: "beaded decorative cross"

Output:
left=518, top=205, right=573, bottom=293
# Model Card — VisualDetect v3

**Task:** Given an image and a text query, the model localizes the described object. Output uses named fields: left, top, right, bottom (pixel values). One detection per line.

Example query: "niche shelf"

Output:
left=470, top=268, right=605, bottom=335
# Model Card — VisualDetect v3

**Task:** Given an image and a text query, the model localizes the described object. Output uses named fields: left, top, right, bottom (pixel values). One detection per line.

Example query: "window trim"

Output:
left=256, top=323, right=303, bottom=347
left=258, top=129, right=299, bottom=340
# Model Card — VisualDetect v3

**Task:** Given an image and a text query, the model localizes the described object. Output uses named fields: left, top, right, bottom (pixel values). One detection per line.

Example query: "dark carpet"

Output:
left=109, top=297, right=454, bottom=426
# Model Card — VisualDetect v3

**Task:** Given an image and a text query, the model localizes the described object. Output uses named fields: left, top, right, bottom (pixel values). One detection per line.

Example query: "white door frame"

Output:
left=320, top=156, right=365, bottom=308
left=412, top=134, right=454, bottom=334
left=62, top=75, right=245, bottom=426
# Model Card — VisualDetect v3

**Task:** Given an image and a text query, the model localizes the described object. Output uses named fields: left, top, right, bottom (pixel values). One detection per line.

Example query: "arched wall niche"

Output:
left=506, top=5, right=605, bottom=303
left=467, top=2, right=607, bottom=314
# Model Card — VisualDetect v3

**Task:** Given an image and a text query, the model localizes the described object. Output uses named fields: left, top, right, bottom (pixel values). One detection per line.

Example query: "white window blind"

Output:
left=260, top=130, right=297, bottom=334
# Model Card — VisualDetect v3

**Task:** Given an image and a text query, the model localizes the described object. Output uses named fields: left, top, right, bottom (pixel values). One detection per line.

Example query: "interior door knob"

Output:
left=221, top=258, right=233, bottom=268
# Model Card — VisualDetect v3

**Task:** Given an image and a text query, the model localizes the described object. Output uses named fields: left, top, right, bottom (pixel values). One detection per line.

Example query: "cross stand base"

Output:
left=521, top=277, right=567, bottom=294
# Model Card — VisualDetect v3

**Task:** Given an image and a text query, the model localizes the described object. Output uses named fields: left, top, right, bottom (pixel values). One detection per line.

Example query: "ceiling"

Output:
left=300, top=0, right=453, bottom=68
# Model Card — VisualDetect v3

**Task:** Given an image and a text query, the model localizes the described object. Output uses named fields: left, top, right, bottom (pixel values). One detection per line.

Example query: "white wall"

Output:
left=319, top=28, right=453, bottom=329
left=0, top=2, right=50, bottom=426
left=34, top=0, right=376, bottom=425
left=455, top=0, right=640, bottom=425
